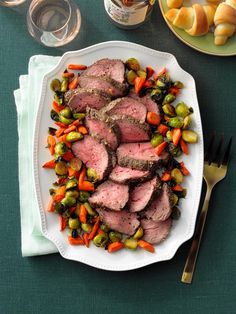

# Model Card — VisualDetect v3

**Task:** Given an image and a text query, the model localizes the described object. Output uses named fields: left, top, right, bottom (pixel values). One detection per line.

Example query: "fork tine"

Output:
left=212, top=134, right=224, bottom=166
left=222, top=137, right=232, bottom=165
left=204, top=133, right=215, bottom=163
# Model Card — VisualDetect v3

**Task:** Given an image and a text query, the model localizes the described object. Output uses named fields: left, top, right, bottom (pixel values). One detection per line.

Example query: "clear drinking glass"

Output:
left=0, top=0, right=26, bottom=6
left=27, top=0, right=81, bottom=47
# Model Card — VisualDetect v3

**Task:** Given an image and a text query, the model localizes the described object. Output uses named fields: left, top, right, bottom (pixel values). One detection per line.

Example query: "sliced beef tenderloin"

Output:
left=141, top=218, right=172, bottom=244
left=109, top=165, right=151, bottom=185
left=81, top=58, right=125, bottom=83
left=128, top=176, right=161, bottom=213
left=89, top=180, right=129, bottom=211
left=117, top=142, right=169, bottom=171
left=64, top=88, right=111, bottom=113
left=144, top=183, right=174, bottom=221
left=129, top=91, right=161, bottom=115
left=101, top=97, right=147, bottom=123
left=72, top=135, right=115, bottom=181
left=85, top=108, right=120, bottom=150
left=96, top=208, right=140, bottom=235
left=111, top=115, right=150, bottom=143
left=79, top=75, right=127, bottom=98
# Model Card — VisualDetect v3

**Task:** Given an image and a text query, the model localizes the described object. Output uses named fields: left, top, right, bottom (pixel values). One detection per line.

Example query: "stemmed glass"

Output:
left=27, top=0, right=81, bottom=47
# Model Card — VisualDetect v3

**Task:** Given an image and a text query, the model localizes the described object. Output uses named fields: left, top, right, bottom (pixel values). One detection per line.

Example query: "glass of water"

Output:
left=0, top=0, right=26, bottom=6
left=27, top=0, right=81, bottom=47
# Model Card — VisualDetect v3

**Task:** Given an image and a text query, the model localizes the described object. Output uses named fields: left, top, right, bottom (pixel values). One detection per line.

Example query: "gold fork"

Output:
left=181, top=134, right=232, bottom=284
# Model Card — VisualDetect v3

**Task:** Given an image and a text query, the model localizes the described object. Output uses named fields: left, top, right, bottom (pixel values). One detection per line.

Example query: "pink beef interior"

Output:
left=117, top=142, right=159, bottom=161
left=115, top=119, right=150, bottom=143
left=89, top=180, right=129, bottom=211
left=141, top=218, right=172, bottom=244
left=72, top=136, right=108, bottom=180
left=69, top=92, right=108, bottom=112
left=129, top=92, right=159, bottom=114
left=108, top=97, right=147, bottom=122
left=109, top=165, right=149, bottom=182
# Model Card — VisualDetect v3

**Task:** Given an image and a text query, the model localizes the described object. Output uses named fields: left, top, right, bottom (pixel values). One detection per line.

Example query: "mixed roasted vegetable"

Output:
left=43, top=58, right=198, bottom=254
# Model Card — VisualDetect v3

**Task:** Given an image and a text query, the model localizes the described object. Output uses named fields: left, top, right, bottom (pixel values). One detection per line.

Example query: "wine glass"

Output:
left=27, top=0, right=81, bottom=47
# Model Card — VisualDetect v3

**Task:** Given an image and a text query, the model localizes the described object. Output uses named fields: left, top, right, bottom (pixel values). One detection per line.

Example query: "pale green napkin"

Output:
left=14, top=55, right=61, bottom=256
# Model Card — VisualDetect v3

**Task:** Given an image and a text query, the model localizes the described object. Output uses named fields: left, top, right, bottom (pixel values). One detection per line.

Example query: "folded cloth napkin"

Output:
left=14, top=55, right=61, bottom=256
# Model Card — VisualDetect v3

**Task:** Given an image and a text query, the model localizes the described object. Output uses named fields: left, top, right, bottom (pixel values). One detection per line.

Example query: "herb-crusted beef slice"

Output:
left=117, top=142, right=169, bottom=171
left=101, top=97, right=147, bottom=123
left=128, top=176, right=161, bottom=212
left=81, top=58, right=125, bottom=83
left=129, top=91, right=161, bottom=115
left=141, top=218, right=172, bottom=244
left=72, top=135, right=115, bottom=181
left=64, top=88, right=111, bottom=113
left=109, top=165, right=150, bottom=184
left=96, top=208, right=140, bottom=235
left=89, top=180, right=129, bottom=211
left=85, top=108, right=120, bottom=150
left=144, top=183, right=174, bottom=221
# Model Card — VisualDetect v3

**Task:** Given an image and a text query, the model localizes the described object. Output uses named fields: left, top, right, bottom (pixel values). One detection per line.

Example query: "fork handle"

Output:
left=181, top=186, right=212, bottom=284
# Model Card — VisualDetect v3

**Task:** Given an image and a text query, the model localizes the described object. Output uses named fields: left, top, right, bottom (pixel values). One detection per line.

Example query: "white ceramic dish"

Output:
left=33, top=41, right=204, bottom=271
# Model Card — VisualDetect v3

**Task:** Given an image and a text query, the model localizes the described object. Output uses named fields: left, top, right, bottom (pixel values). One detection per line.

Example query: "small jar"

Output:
left=104, top=0, right=156, bottom=29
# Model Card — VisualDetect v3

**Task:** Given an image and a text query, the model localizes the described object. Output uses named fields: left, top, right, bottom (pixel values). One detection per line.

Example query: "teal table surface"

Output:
left=0, top=1, right=236, bottom=314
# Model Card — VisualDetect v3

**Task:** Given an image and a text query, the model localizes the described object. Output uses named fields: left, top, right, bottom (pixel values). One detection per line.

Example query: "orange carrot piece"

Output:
left=78, top=166, right=86, bottom=187
left=143, top=79, right=154, bottom=88
left=180, top=161, right=190, bottom=176
left=134, top=77, right=146, bottom=94
left=42, top=159, right=56, bottom=168
left=64, top=125, right=76, bottom=134
left=154, top=141, right=167, bottom=156
left=146, top=66, right=154, bottom=79
left=52, top=100, right=65, bottom=113
left=169, top=86, right=180, bottom=96
left=146, top=112, right=161, bottom=126
left=58, top=134, right=72, bottom=148
left=54, top=186, right=66, bottom=200
left=68, top=64, right=87, bottom=70
left=157, top=67, right=167, bottom=77
left=59, top=215, right=67, bottom=231
left=78, top=126, right=88, bottom=135
left=83, top=233, right=90, bottom=248
left=62, top=151, right=74, bottom=161
left=68, top=236, right=84, bottom=245
left=71, top=119, right=82, bottom=127
left=79, top=181, right=95, bottom=192
left=67, top=167, right=77, bottom=177
left=180, top=139, right=189, bottom=155
left=55, top=121, right=67, bottom=128
left=47, top=198, right=55, bottom=212
left=108, top=241, right=124, bottom=253
left=138, top=240, right=155, bottom=253
left=47, top=135, right=56, bottom=155
left=62, top=72, right=74, bottom=78
left=172, top=184, right=183, bottom=192
left=55, top=127, right=66, bottom=138
left=88, top=217, right=100, bottom=240
left=68, top=76, right=79, bottom=90
left=172, top=128, right=182, bottom=146
left=161, top=172, right=171, bottom=182
left=97, top=228, right=105, bottom=235
left=79, top=204, right=87, bottom=224
left=157, top=124, right=169, bottom=136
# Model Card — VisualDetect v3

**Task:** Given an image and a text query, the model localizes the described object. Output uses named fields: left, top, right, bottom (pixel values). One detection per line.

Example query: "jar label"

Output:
left=104, top=0, right=149, bottom=26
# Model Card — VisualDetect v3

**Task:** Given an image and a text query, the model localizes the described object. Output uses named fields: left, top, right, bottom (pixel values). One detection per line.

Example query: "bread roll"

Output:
left=167, top=0, right=183, bottom=9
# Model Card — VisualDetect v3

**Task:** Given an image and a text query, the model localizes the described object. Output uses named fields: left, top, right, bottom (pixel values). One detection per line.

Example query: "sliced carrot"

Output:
left=47, top=135, right=56, bottom=155
left=180, top=161, right=190, bottom=176
left=138, top=240, right=155, bottom=253
left=62, top=150, right=74, bottom=161
left=108, top=241, right=124, bottom=253
left=88, top=217, right=100, bottom=240
left=68, top=167, right=78, bottom=177
left=78, top=126, right=88, bottom=135
left=68, top=76, right=79, bottom=90
left=42, top=159, right=56, bottom=168
left=157, top=67, right=167, bottom=77
left=146, top=66, right=154, bottom=79
left=79, top=181, right=95, bottom=192
left=62, top=72, right=74, bottom=78
left=52, top=100, right=65, bottom=113
left=172, top=184, right=183, bottom=192
left=134, top=76, right=146, bottom=94
left=71, top=119, right=82, bottom=127
left=68, top=64, right=87, bottom=70
left=161, top=171, right=171, bottom=182
left=79, top=204, right=87, bottom=224
left=146, top=112, right=161, bottom=126
left=78, top=166, right=86, bottom=187
left=53, top=186, right=66, bottom=202
left=68, top=236, right=84, bottom=245
left=97, top=228, right=105, bottom=235
left=172, top=128, right=182, bottom=146
left=154, top=141, right=167, bottom=156
left=157, top=124, right=169, bottom=136
left=180, top=139, right=189, bottom=155
left=83, top=233, right=90, bottom=248
left=55, top=127, right=66, bottom=138
left=143, top=79, right=154, bottom=88
left=59, top=215, right=67, bottom=231
left=47, top=198, right=55, bottom=212
left=58, top=134, right=72, bottom=148
left=64, top=125, right=76, bottom=134
left=169, top=86, right=180, bottom=96
left=55, top=121, right=67, bottom=128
